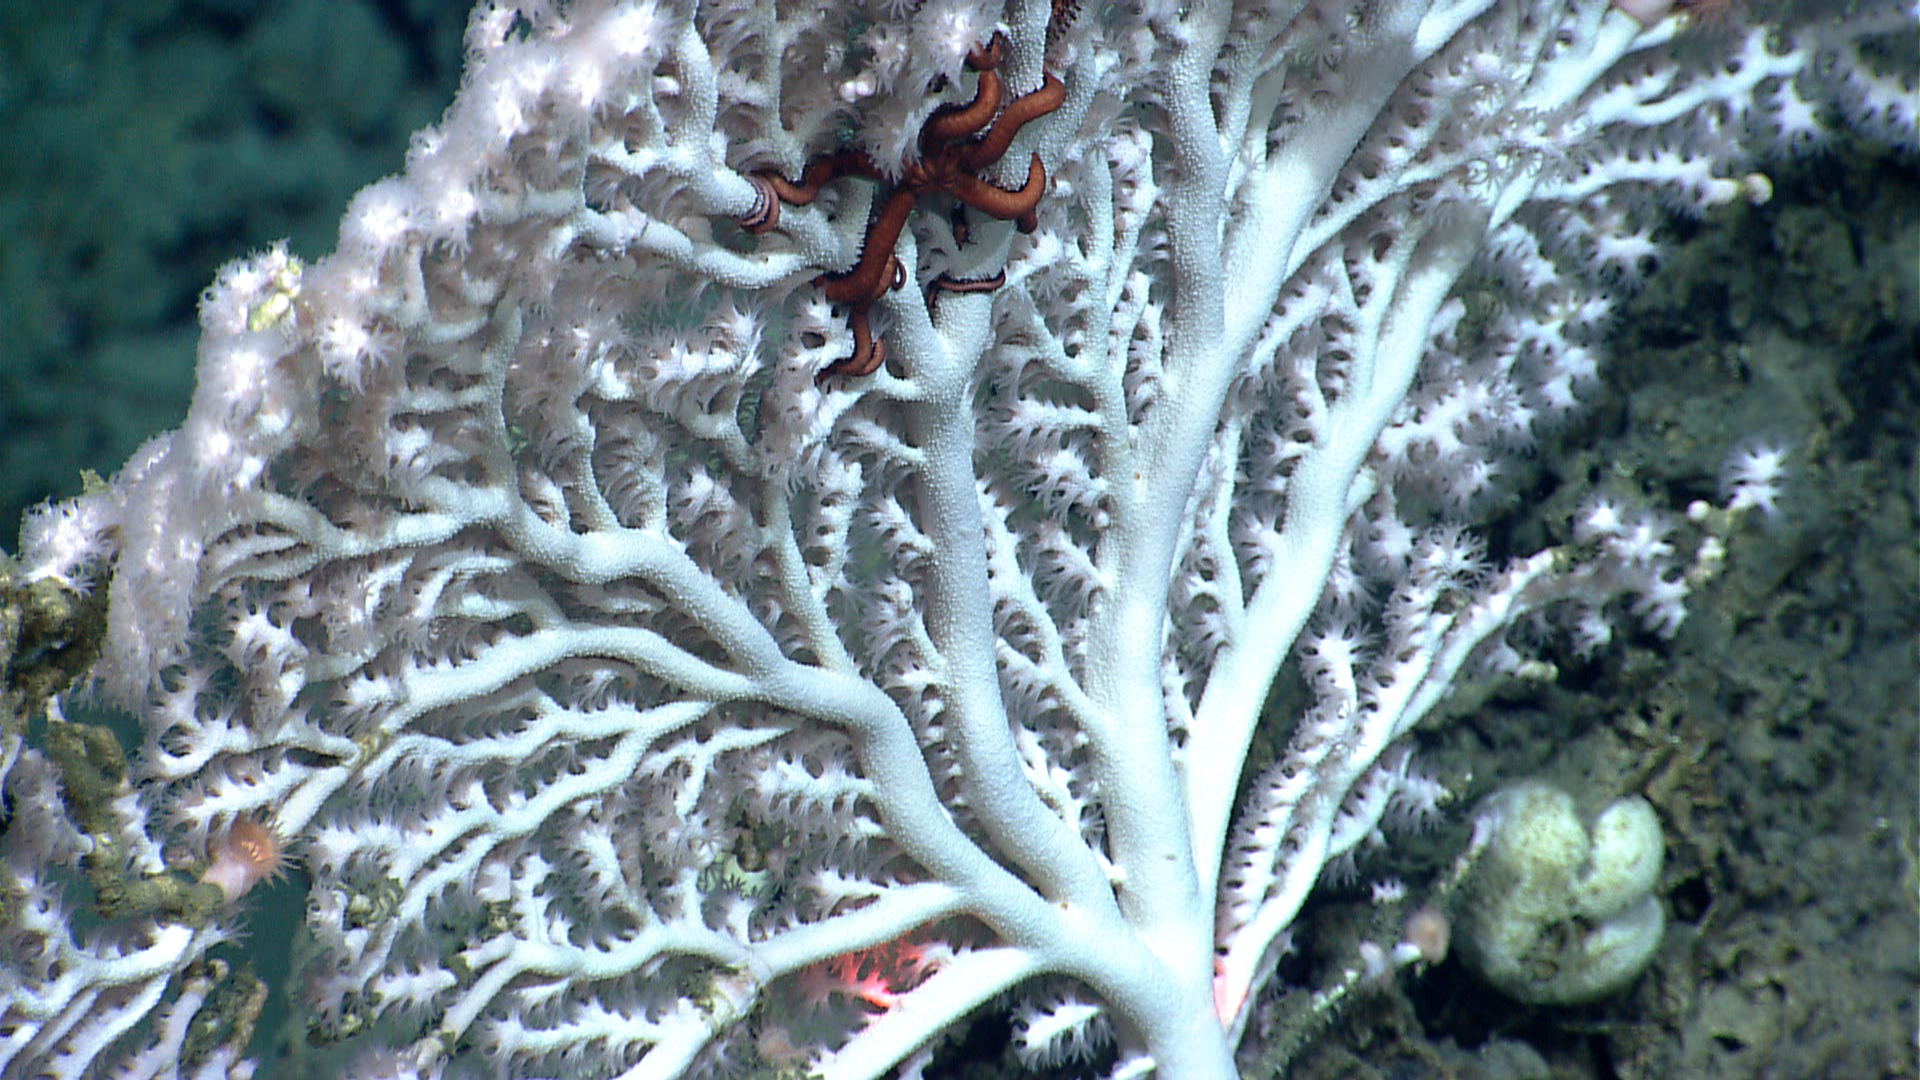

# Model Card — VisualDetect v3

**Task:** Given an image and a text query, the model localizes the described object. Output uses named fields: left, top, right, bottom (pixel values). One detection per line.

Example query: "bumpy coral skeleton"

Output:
left=2, top=0, right=1912, bottom=1078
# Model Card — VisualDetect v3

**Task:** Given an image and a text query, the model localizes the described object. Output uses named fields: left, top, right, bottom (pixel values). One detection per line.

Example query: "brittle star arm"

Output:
left=946, top=154, right=1048, bottom=227
left=819, top=188, right=918, bottom=306
left=739, top=150, right=885, bottom=234
left=960, top=74, right=1067, bottom=171
left=924, top=67, right=1005, bottom=144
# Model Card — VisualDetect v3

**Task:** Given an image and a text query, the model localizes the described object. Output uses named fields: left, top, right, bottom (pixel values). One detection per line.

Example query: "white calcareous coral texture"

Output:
left=3, top=1, right=1912, bottom=1078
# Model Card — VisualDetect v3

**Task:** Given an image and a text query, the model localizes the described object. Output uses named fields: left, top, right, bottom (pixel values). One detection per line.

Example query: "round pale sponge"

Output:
left=1455, top=780, right=1666, bottom=1006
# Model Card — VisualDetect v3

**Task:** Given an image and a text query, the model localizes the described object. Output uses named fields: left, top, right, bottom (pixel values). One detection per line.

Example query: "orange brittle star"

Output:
left=741, top=33, right=1065, bottom=380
